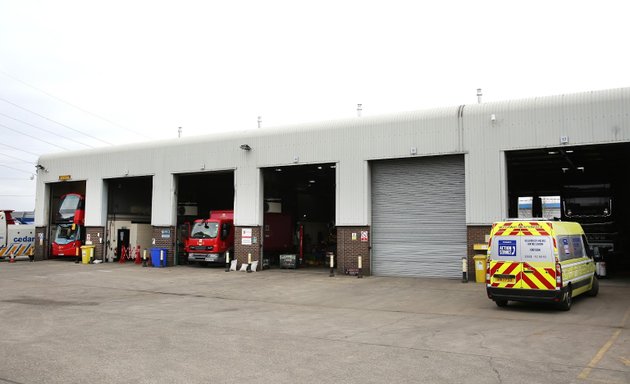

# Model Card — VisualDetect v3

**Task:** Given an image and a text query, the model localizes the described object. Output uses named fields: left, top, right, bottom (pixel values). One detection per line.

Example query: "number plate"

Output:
left=494, top=274, right=515, bottom=283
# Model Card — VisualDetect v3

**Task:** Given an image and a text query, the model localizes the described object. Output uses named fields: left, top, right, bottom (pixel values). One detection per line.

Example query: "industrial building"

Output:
left=33, top=87, right=630, bottom=277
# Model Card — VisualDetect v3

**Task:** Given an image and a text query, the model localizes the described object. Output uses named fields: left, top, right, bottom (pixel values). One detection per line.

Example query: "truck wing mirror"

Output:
left=221, top=223, right=230, bottom=240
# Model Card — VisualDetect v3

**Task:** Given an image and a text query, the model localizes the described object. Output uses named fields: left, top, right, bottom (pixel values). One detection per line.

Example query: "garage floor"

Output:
left=1, top=261, right=628, bottom=384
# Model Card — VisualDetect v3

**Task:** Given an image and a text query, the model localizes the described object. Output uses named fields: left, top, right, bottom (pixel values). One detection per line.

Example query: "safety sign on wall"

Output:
left=242, top=228, right=252, bottom=245
left=360, top=231, right=368, bottom=242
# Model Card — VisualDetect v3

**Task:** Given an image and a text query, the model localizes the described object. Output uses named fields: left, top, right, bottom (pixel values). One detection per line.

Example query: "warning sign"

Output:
left=360, top=231, right=368, bottom=242
left=241, top=228, right=252, bottom=245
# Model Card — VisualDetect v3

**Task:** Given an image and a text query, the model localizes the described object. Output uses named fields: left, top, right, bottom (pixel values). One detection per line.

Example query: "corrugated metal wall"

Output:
left=463, top=88, right=630, bottom=224
left=371, top=155, right=466, bottom=278
left=36, top=88, right=630, bottom=229
left=36, top=108, right=463, bottom=227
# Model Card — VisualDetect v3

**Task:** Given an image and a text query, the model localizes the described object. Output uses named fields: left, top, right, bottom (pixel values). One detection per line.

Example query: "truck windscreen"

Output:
left=191, top=222, right=218, bottom=239
left=564, top=197, right=611, bottom=217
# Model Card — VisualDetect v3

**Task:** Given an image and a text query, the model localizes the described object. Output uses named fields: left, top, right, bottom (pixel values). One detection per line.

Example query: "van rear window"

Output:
left=491, top=235, right=554, bottom=262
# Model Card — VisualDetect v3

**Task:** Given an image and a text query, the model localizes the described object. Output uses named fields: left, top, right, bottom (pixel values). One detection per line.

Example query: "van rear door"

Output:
left=489, top=234, right=556, bottom=290
left=519, top=236, right=556, bottom=291
left=489, top=236, right=524, bottom=289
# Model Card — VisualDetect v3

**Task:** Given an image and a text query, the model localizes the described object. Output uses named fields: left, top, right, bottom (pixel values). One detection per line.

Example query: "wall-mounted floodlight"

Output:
left=240, top=144, right=251, bottom=151
left=35, top=164, right=47, bottom=173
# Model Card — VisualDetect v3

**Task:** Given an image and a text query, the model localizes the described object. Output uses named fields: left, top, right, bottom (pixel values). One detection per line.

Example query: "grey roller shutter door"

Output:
left=371, top=155, right=466, bottom=278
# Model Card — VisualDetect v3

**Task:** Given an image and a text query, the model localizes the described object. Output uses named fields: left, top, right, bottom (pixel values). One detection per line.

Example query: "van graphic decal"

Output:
left=498, top=240, right=517, bottom=257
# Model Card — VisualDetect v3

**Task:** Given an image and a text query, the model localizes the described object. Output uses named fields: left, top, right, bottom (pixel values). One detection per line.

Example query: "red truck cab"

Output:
left=185, top=210, right=234, bottom=265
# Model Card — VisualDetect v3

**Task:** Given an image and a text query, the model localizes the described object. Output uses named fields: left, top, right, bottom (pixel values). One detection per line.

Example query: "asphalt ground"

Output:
left=0, top=259, right=628, bottom=384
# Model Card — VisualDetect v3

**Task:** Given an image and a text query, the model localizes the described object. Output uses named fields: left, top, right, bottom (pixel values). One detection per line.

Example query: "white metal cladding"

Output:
left=34, top=87, right=630, bottom=228
left=371, top=155, right=466, bottom=278
left=36, top=107, right=462, bottom=227
left=463, top=87, right=630, bottom=225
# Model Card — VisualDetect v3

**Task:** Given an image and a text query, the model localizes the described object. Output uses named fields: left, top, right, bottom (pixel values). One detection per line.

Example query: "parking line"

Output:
left=578, top=307, right=630, bottom=380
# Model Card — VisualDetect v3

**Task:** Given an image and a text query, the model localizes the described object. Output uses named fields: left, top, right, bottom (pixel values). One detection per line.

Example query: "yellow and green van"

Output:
left=486, top=220, right=598, bottom=310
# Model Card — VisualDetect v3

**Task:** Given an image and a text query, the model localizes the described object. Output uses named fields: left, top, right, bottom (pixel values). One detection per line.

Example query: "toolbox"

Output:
left=279, top=254, right=297, bottom=269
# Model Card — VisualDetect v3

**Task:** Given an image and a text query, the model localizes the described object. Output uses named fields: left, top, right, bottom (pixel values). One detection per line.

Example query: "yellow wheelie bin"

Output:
left=473, top=254, right=487, bottom=283
left=81, top=245, right=95, bottom=264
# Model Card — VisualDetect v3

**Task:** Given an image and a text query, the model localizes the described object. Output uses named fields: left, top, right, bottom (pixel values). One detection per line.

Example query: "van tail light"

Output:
left=555, top=262, right=563, bottom=289
left=486, top=259, right=491, bottom=285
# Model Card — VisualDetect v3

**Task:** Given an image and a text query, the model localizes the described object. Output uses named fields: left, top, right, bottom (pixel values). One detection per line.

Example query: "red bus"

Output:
left=51, top=193, right=85, bottom=257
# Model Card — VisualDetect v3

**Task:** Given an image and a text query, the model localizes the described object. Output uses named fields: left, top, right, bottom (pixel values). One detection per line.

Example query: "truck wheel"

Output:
left=587, top=276, right=599, bottom=297
left=558, top=286, right=572, bottom=311
left=495, top=300, right=508, bottom=307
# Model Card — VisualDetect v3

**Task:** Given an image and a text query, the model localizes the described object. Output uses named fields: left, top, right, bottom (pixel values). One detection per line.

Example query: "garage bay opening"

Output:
left=48, top=180, right=86, bottom=260
left=506, top=143, right=630, bottom=278
left=175, top=171, right=234, bottom=266
left=262, top=164, right=336, bottom=271
left=105, top=176, right=153, bottom=263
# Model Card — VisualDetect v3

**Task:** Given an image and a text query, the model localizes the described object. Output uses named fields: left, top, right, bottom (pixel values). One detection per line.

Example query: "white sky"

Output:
left=1, top=0, right=629, bottom=211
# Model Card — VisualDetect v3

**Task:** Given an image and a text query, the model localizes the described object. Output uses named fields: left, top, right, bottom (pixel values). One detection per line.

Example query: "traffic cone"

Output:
left=9, top=255, right=15, bottom=263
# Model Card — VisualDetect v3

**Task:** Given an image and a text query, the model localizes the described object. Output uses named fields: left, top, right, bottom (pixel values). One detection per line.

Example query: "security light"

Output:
left=240, top=144, right=251, bottom=151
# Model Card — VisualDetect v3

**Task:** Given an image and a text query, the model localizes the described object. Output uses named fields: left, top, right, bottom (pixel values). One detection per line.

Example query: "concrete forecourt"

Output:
left=1, top=261, right=628, bottom=384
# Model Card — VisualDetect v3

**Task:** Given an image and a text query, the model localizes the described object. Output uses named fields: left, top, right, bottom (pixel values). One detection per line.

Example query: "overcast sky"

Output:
left=1, top=0, right=629, bottom=211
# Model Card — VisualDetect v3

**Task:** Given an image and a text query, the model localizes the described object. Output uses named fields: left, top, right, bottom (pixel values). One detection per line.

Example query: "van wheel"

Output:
left=495, top=300, right=508, bottom=307
left=587, top=276, right=599, bottom=297
left=559, top=286, right=572, bottom=311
